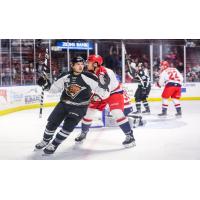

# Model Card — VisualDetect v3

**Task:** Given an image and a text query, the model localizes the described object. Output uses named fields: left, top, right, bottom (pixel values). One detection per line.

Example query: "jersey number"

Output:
left=168, top=71, right=180, bottom=82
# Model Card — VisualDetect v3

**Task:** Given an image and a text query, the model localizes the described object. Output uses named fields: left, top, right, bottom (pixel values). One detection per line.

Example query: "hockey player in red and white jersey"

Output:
left=75, top=55, right=136, bottom=147
left=103, top=85, right=133, bottom=117
left=122, top=87, right=134, bottom=116
left=156, top=61, right=183, bottom=117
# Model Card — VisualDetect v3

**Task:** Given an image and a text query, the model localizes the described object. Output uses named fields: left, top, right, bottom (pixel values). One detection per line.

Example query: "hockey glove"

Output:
left=98, top=72, right=110, bottom=91
left=37, top=76, right=51, bottom=91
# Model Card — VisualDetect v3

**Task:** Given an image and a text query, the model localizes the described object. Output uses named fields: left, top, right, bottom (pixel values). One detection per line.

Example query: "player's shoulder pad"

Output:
left=82, top=71, right=98, bottom=81
left=56, top=72, right=70, bottom=80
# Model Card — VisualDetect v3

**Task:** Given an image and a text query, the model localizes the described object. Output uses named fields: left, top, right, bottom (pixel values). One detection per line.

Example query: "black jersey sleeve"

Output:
left=81, top=72, right=110, bottom=99
left=82, top=71, right=99, bottom=81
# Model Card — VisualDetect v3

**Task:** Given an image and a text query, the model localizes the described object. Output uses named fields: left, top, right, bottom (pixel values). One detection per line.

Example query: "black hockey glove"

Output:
left=37, top=76, right=51, bottom=91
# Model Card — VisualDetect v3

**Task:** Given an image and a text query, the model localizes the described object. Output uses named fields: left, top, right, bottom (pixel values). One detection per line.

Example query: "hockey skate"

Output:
left=158, top=111, right=167, bottom=117
left=131, top=110, right=141, bottom=115
left=43, top=143, right=58, bottom=154
left=142, top=109, right=150, bottom=115
left=122, top=132, right=136, bottom=148
left=75, top=132, right=87, bottom=143
left=35, top=140, right=49, bottom=150
left=175, top=111, right=182, bottom=117
left=128, top=111, right=141, bottom=118
left=128, top=113, right=145, bottom=128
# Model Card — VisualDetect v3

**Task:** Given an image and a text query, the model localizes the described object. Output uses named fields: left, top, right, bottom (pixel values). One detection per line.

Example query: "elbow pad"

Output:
left=98, top=73, right=110, bottom=91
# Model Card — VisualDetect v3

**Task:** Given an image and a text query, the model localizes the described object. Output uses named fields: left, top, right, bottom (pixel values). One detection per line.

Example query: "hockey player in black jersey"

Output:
left=129, top=63, right=151, bottom=114
left=35, top=56, right=109, bottom=154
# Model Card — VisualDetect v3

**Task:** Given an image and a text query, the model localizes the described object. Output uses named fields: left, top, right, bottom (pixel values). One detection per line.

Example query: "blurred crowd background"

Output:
left=1, top=39, right=200, bottom=86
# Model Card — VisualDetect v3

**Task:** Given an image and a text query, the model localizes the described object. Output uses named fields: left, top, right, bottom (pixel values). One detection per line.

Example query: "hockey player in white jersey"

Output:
left=156, top=61, right=183, bottom=117
left=75, top=55, right=136, bottom=147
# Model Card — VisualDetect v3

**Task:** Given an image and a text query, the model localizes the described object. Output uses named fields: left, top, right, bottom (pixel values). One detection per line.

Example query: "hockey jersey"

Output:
left=158, top=67, right=183, bottom=87
left=135, top=68, right=150, bottom=88
left=123, top=88, right=132, bottom=107
left=95, top=66, right=123, bottom=95
left=49, top=71, right=109, bottom=106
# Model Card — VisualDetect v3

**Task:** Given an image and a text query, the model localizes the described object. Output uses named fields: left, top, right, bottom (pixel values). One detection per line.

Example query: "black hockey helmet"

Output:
left=71, top=56, right=85, bottom=65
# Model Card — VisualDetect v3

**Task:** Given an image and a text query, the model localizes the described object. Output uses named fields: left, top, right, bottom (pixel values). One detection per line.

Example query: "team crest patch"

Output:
left=66, top=84, right=86, bottom=98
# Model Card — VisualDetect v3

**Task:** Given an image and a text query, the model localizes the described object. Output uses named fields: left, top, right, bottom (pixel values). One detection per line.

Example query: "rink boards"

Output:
left=0, top=83, right=200, bottom=116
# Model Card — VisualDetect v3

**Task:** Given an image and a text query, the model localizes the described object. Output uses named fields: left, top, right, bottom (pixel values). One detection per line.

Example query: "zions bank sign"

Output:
left=56, top=41, right=93, bottom=50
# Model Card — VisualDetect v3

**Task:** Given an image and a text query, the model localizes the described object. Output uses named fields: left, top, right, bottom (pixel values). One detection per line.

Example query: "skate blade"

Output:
left=158, top=115, right=167, bottom=119
left=128, top=114, right=142, bottom=118
left=75, top=140, right=85, bottom=144
left=75, top=137, right=86, bottom=144
left=142, top=112, right=151, bottom=115
left=124, top=142, right=136, bottom=148
left=139, top=120, right=147, bottom=127
left=73, top=140, right=85, bottom=149
left=33, top=148, right=43, bottom=152
left=42, top=152, right=54, bottom=156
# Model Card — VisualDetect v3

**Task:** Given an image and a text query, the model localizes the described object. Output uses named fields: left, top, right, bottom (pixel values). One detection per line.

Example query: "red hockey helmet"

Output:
left=160, top=60, right=169, bottom=71
left=87, top=55, right=103, bottom=66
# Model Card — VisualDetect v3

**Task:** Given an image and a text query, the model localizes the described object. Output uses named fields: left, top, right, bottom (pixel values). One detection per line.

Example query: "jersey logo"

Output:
left=65, top=84, right=87, bottom=99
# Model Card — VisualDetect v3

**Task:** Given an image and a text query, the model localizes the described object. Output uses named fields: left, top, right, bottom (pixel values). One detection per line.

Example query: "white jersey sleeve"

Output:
left=105, top=68, right=121, bottom=93
left=48, top=75, right=67, bottom=93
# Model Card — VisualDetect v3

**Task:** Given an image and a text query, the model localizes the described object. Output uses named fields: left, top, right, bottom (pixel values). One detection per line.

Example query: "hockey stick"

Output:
left=39, top=86, right=45, bottom=118
left=39, top=48, right=49, bottom=118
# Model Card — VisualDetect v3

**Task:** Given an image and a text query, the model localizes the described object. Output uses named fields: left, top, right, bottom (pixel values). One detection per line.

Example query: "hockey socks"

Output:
left=43, top=129, right=71, bottom=154
left=142, top=100, right=150, bottom=113
left=82, top=122, right=91, bottom=134
left=117, top=117, right=135, bottom=139
left=51, top=129, right=71, bottom=146
left=43, top=128, right=56, bottom=142
left=135, top=102, right=141, bottom=113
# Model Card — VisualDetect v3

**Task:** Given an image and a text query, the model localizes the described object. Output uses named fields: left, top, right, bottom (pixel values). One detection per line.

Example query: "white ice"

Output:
left=0, top=101, right=200, bottom=160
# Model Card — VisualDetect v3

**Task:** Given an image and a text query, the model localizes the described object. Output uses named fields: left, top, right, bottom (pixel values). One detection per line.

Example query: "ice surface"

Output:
left=0, top=101, right=200, bottom=160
